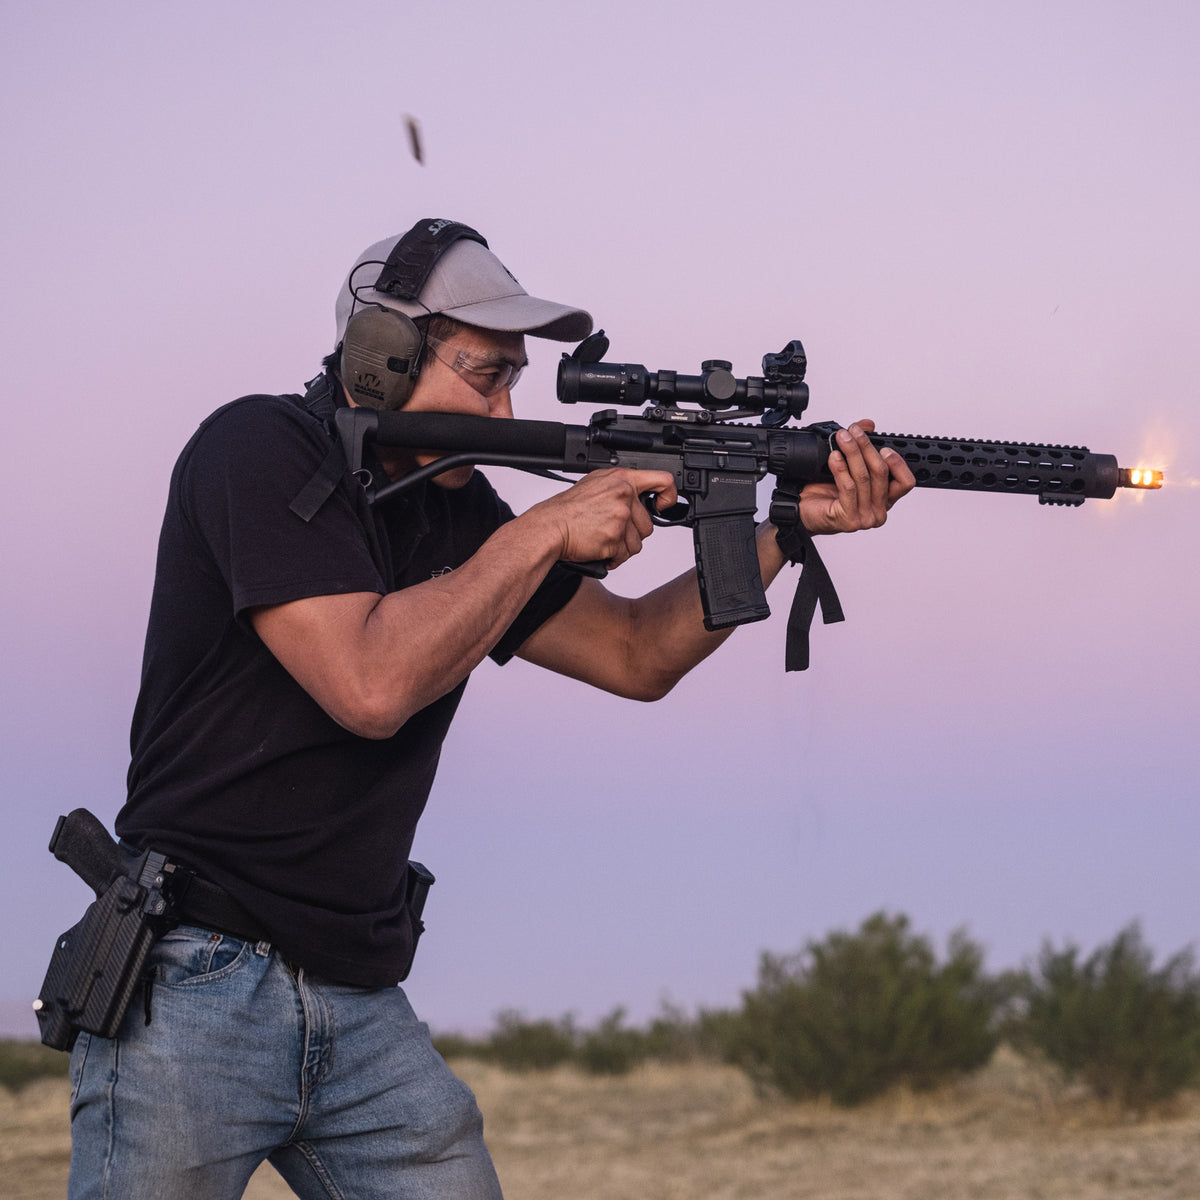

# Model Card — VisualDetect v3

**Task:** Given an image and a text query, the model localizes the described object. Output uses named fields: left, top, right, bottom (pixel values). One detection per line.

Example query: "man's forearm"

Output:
left=519, top=521, right=786, bottom=701
left=624, top=521, right=787, bottom=682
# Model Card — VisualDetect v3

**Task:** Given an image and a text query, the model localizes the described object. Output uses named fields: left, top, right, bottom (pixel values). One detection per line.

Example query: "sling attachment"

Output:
left=770, top=482, right=845, bottom=671
left=288, top=373, right=357, bottom=522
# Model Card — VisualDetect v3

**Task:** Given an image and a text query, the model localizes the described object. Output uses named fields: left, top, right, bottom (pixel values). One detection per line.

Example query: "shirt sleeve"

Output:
left=177, top=396, right=386, bottom=616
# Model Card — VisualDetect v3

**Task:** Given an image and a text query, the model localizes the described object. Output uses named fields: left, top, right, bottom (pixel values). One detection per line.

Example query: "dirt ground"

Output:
left=4, top=1048, right=1199, bottom=1199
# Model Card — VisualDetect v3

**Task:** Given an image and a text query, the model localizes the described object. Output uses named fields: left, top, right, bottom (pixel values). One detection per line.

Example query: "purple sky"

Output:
left=3, top=1, right=1197, bottom=1037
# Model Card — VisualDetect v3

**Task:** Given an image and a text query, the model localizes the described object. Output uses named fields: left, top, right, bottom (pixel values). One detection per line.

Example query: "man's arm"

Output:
left=250, top=467, right=673, bottom=738
left=516, top=421, right=914, bottom=699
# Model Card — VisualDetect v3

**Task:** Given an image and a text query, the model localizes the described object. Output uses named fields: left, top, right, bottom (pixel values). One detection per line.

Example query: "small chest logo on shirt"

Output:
left=430, top=566, right=455, bottom=578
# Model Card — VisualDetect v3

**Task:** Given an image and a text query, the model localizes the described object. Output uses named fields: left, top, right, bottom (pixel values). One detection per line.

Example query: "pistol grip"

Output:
left=50, top=809, right=124, bottom=896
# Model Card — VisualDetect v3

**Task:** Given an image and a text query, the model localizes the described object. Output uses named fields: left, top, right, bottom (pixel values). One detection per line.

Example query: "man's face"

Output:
left=378, top=324, right=528, bottom=487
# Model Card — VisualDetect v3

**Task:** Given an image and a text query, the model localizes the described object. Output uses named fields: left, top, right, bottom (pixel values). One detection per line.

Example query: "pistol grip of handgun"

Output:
left=50, top=809, right=125, bottom=896
left=693, top=512, right=771, bottom=631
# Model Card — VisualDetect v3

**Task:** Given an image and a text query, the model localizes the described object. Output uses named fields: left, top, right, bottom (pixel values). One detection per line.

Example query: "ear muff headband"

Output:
left=340, top=219, right=490, bottom=411
left=375, top=219, right=489, bottom=301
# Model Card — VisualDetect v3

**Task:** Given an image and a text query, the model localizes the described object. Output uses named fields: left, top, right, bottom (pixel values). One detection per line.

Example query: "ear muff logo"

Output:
left=353, top=372, right=385, bottom=403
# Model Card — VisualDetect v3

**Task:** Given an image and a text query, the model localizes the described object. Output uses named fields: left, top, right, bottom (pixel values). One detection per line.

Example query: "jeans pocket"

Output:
left=153, top=925, right=253, bottom=987
left=68, top=1031, right=92, bottom=1107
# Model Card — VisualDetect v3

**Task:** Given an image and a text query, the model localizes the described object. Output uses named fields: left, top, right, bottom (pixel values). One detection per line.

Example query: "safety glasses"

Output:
left=425, top=336, right=526, bottom=398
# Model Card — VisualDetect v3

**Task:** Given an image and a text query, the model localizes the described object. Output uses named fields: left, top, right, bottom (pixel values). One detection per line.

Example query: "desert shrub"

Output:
left=430, top=1031, right=487, bottom=1061
left=483, top=1009, right=577, bottom=1071
left=639, top=999, right=716, bottom=1063
left=439, top=1002, right=726, bottom=1074
left=1020, top=923, right=1200, bottom=1113
left=726, top=912, right=997, bottom=1105
left=982, top=966, right=1035, bottom=1042
left=0, top=1039, right=70, bottom=1091
left=579, top=1007, right=645, bottom=1075
left=695, top=1006, right=748, bottom=1062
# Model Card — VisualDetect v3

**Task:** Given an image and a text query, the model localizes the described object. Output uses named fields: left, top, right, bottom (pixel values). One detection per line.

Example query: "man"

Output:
left=69, top=220, right=914, bottom=1198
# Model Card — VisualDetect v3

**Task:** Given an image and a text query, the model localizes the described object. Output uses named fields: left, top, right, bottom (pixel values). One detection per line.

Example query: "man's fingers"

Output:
left=880, top=447, right=916, bottom=506
left=624, top=469, right=678, bottom=508
left=846, top=421, right=912, bottom=525
left=821, top=422, right=899, bottom=530
left=834, top=428, right=871, bottom=522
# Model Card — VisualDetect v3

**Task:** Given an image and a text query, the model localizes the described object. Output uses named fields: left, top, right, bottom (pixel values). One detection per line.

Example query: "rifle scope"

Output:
left=557, top=338, right=812, bottom=422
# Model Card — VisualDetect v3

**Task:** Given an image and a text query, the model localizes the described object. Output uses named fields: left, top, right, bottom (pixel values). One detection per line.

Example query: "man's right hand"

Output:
left=525, top=468, right=677, bottom=570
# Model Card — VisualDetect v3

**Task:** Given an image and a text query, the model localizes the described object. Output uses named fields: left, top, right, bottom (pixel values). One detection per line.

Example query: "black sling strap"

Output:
left=288, top=373, right=351, bottom=522
left=284, top=373, right=393, bottom=585
left=770, top=482, right=846, bottom=672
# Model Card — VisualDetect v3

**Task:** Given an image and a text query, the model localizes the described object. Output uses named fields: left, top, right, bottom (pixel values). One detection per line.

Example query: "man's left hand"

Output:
left=798, top=418, right=915, bottom=535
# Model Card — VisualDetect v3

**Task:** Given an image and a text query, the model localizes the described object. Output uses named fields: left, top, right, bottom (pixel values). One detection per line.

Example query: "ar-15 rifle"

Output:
left=328, top=333, right=1162, bottom=670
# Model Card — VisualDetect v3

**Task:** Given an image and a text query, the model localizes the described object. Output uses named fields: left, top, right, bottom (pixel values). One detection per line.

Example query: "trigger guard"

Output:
left=647, top=494, right=691, bottom=526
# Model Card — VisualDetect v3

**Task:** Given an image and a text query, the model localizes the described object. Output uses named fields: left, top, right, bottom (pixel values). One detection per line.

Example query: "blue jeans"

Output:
left=68, top=925, right=502, bottom=1199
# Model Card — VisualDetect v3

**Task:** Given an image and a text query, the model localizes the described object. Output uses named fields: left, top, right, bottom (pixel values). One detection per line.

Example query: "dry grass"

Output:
left=4, top=1048, right=1199, bottom=1199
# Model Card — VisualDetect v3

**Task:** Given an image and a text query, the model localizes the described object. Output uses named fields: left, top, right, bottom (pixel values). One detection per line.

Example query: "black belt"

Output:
left=172, top=872, right=271, bottom=945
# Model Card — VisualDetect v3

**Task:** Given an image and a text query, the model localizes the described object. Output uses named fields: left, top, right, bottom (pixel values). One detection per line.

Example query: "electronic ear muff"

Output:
left=339, top=219, right=489, bottom=411
left=341, top=306, right=424, bottom=411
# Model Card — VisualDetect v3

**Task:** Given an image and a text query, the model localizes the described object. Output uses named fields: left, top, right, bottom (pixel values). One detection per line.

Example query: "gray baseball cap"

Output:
left=335, top=229, right=593, bottom=344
